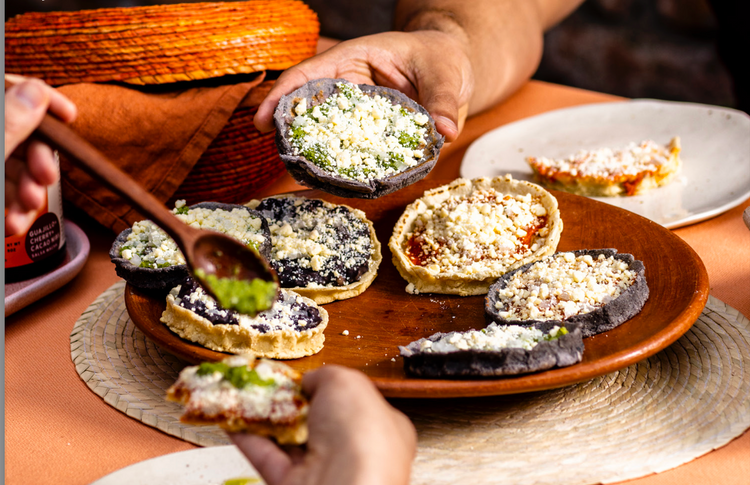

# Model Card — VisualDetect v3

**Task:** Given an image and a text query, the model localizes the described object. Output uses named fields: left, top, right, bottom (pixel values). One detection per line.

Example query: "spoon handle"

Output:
left=5, top=78, right=192, bottom=237
left=6, top=79, right=193, bottom=248
left=40, top=113, right=196, bottom=246
left=21, top=98, right=197, bottom=258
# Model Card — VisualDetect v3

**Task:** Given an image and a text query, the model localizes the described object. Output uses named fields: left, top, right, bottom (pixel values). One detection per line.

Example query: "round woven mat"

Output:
left=71, top=281, right=228, bottom=447
left=72, top=282, right=750, bottom=483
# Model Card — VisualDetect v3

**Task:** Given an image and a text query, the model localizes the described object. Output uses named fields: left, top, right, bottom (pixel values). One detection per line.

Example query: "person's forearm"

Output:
left=395, top=0, right=583, bottom=115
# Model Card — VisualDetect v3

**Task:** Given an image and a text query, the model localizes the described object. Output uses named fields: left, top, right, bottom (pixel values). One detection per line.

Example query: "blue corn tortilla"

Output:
left=274, top=78, right=444, bottom=199
left=109, top=202, right=271, bottom=292
left=485, top=248, right=649, bottom=338
left=399, top=321, right=584, bottom=378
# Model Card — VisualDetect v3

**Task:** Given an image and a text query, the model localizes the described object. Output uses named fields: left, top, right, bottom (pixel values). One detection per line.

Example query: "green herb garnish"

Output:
left=397, top=131, right=422, bottom=149
left=226, top=366, right=275, bottom=388
left=138, top=260, right=172, bottom=269
left=301, top=143, right=333, bottom=169
left=196, top=361, right=230, bottom=376
left=197, top=362, right=275, bottom=389
left=338, top=82, right=358, bottom=100
left=290, top=125, right=307, bottom=142
left=384, top=152, right=403, bottom=170
left=544, top=326, right=569, bottom=341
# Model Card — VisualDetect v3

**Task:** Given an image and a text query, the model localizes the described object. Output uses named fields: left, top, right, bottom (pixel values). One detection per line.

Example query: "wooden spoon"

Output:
left=5, top=79, right=278, bottom=315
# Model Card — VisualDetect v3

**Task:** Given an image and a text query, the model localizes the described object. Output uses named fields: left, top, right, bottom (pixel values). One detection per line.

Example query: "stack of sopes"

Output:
left=390, top=176, right=649, bottom=378
left=110, top=197, right=382, bottom=360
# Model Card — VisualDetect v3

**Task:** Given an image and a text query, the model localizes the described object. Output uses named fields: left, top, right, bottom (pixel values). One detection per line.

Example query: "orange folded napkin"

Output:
left=5, top=0, right=321, bottom=233
left=57, top=74, right=269, bottom=233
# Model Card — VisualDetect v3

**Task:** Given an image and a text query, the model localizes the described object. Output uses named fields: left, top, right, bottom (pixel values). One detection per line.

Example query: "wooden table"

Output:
left=5, top=80, right=750, bottom=484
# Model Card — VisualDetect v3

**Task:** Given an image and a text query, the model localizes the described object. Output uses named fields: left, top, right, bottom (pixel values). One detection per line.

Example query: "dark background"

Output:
left=5, top=0, right=747, bottom=112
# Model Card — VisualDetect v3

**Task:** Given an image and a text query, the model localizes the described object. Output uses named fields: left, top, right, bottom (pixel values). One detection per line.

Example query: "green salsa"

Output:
left=223, top=477, right=261, bottom=485
left=194, top=269, right=277, bottom=315
left=397, top=131, right=422, bottom=149
left=226, top=365, right=276, bottom=388
left=196, top=362, right=276, bottom=389
left=196, top=361, right=230, bottom=376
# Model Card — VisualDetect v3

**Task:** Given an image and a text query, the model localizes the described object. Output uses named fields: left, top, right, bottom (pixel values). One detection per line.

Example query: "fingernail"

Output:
left=436, top=115, right=456, bottom=128
left=14, top=81, right=46, bottom=110
left=435, top=116, right=458, bottom=139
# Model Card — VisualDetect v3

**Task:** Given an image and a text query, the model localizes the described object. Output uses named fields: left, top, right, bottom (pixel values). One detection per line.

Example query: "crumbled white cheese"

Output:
left=173, top=284, right=317, bottom=333
left=417, top=323, right=565, bottom=353
left=403, top=188, right=549, bottom=275
left=120, top=204, right=266, bottom=269
left=527, top=140, right=674, bottom=180
left=289, top=81, right=428, bottom=183
left=261, top=197, right=373, bottom=287
left=176, top=356, right=303, bottom=421
left=494, top=252, right=636, bottom=321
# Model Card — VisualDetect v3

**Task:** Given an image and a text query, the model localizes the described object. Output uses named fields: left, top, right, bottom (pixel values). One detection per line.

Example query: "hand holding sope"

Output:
left=266, top=31, right=473, bottom=198
left=230, top=365, right=417, bottom=485
left=254, top=30, right=473, bottom=143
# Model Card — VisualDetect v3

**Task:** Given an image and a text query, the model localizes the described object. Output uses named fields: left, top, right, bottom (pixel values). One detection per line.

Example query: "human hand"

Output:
left=5, top=75, right=77, bottom=235
left=254, top=30, right=473, bottom=142
left=230, top=365, right=417, bottom=485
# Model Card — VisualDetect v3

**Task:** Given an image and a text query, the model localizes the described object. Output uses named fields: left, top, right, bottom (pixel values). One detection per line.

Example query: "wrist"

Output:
left=398, top=9, right=471, bottom=59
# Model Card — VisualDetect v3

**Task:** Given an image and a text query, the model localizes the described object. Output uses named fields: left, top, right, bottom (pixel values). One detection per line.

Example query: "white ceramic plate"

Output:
left=90, top=446, right=263, bottom=485
left=460, top=100, right=750, bottom=228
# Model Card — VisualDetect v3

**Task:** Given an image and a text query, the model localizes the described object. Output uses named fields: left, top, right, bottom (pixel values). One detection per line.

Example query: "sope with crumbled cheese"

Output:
left=416, top=323, right=568, bottom=354
left=494, top=252, right=637, bottom=321
left=404, top=188, right=550, bottom=275
left=119, top=200, right=266, bottom=269
left=174, top=356, right=302, bottom=422
left=289, top=81, right=429, bottom=183
left=251, top=196, right=374, bottom=288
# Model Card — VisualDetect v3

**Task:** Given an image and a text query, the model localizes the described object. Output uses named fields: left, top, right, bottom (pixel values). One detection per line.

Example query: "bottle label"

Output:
left=4, top=153, right=66, bottom=270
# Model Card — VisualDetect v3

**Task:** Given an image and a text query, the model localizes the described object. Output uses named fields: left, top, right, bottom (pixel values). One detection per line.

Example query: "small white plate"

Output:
left=90, top=446, right=263, bottom=485
left=5, top=220, right=90, bottom=316
left=460, top=100, right=750, bottom=228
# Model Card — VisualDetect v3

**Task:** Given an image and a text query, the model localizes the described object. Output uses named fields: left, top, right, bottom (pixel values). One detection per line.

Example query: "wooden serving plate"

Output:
left=126, top=179, right=709, bottom=398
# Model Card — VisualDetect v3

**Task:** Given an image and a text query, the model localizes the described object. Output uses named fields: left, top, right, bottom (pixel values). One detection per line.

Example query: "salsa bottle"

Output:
left=5, top=152, right=67, bottom=282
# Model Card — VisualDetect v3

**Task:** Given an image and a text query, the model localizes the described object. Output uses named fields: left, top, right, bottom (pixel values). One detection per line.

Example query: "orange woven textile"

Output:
left=57, top=75, right=269, bottom=233
left=170, top=103, right=286, bottom=208
left=5, top=0, right=319, bottom=85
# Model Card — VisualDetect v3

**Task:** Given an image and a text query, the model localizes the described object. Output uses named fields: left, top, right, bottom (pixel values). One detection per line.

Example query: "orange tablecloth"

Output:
left=5, top=80, right=750, bottom=484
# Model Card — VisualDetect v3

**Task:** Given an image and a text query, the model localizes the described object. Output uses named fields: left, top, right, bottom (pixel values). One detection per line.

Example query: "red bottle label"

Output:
left=5, top=162, right=66, bottom=269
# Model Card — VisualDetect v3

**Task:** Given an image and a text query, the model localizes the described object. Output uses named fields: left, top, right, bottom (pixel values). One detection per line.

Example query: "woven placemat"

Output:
left=71, top=282, right=750, bottom=483
left=70, top=281, right=228, bottom=447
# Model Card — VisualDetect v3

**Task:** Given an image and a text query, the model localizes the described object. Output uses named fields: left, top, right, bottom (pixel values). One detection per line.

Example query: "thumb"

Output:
left=418, top=81, right=461, bottom=142
left=403, top=30, right=474, bottom=142
left=5, top=79, right=50, bottom=159
left=413, top=60, right=472, bottom=143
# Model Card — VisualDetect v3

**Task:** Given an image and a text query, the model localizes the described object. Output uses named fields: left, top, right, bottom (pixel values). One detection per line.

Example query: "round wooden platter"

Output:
left=125, top=179, right=709, bottom=398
